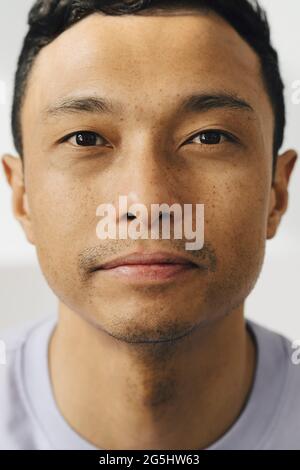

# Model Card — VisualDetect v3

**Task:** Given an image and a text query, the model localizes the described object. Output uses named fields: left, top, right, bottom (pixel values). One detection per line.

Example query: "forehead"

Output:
left=22, top=11, right=272, bottom=126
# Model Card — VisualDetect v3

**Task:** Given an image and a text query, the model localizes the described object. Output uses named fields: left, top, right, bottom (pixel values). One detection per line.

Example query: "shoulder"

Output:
left=247, top=319, right=300, bottom=449
left=0, top=319, right=39, bottom=354
left=248, top=319, right=300, bottom=371
left=0, top=315, right=56, bottom=363
left=0, top=315, right=56, bottom=449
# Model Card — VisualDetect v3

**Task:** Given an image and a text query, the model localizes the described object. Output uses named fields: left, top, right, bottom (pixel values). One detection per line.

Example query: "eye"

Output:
left=185, top=130, right=235, bottom=146
left=62, top=131, right=106, bottom=147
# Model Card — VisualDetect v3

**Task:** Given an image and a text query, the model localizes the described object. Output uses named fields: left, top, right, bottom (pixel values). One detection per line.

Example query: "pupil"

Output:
left=201, top=132, right=221, bottom=144
left=76, top=132, right=97, bottom=146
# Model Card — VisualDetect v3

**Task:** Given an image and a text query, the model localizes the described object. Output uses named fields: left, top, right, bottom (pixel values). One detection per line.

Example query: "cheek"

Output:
left=26, top=171, right=103, bottom=299
left=203, top=172, right=270, bottom=310
left=29, top=163, right=102, bottom=237
left=198, top=157, right=270, bottom=251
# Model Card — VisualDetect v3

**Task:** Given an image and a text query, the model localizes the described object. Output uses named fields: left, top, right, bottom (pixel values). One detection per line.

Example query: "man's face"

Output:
left=15, top=11, right=277, bottom=341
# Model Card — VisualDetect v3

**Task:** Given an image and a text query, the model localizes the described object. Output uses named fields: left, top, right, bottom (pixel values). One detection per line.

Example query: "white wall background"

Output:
left=0, top=0, right=299, bottom=338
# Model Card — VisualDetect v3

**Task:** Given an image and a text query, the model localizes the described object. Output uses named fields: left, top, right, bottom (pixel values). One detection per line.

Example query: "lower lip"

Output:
left=97, top=263, right=197, bottom=282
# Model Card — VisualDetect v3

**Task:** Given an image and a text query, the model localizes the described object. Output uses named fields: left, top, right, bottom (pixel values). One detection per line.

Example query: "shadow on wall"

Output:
left=0, top=263, right=57, bottom=329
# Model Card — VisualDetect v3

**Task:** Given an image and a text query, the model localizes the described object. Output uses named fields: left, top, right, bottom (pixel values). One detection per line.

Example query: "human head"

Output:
left=2, top=0, right=297, bottom=344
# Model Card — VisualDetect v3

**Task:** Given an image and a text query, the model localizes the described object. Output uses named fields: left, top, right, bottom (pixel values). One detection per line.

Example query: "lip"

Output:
left=98, top=251, right=198, bottom=270
left=93, top=251, right=199, bottom=283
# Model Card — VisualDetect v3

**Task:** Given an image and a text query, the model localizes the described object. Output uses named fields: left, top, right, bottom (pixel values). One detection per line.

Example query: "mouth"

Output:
left=92, top=251, right=199, bottom=283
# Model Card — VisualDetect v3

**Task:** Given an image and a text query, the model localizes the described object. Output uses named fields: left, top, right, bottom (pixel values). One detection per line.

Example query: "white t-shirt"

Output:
left=0, top=314, right=300, bottom=450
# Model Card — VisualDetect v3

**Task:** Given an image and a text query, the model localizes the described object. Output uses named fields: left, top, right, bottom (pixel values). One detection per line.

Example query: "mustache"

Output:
left=78, top=239, right=217, bottom=280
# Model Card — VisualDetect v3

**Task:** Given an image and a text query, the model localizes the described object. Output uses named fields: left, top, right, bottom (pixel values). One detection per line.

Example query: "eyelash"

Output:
left=60, top=131, right=106, bottom=147
left=60, top=129, right=237, bottom=148
left=184, top=129, right=237, bottom=146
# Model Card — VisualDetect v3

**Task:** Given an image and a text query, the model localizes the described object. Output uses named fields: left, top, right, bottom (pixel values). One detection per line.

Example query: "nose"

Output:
left=113, top=132, right=180, bottom=230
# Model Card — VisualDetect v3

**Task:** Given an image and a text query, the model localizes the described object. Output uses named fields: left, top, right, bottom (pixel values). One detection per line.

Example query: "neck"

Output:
left=49, top=303, right=256, bottom=450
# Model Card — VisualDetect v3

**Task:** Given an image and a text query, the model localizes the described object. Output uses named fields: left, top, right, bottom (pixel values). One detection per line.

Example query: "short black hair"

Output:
left=12, top=0, right=285, bottom=180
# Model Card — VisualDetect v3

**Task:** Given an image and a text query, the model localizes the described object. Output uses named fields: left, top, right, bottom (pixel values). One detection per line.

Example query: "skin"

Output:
left=1, top=10, right=298, bottom=449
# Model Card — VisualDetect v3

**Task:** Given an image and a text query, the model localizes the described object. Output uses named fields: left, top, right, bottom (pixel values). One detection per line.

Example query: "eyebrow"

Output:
left=42, top=96, right=119, bottom=120
left=42, top=91, right=254, bottom=120
left=180, top=92, right=254, bottom=114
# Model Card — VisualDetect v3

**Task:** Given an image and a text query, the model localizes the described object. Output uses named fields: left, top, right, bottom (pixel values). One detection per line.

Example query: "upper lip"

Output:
left=97, top=251, right=198, bottom=270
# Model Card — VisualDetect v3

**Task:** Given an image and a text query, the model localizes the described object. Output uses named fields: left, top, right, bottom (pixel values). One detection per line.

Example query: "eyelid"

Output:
left=59, top=130, right=106, bottom=146
left=184, top=129, right=238, bottom=145
left=58, top=128, right=238, bottom=148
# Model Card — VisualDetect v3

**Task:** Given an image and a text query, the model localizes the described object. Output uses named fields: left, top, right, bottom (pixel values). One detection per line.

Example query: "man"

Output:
left=0, top=0, right=299, bottom=450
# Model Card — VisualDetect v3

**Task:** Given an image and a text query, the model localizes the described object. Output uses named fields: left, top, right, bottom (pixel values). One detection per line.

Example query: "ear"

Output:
left=267, top=149, right=298, bottom=239
left=1, top=154, right=35, bottom=245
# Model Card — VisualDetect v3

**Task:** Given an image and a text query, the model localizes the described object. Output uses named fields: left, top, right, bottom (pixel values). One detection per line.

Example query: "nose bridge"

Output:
left=118, top=138, right=177, bottom=231
left=121, top=95, right=174, bottom=194
left=119, top=129, right=176, bottom=210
